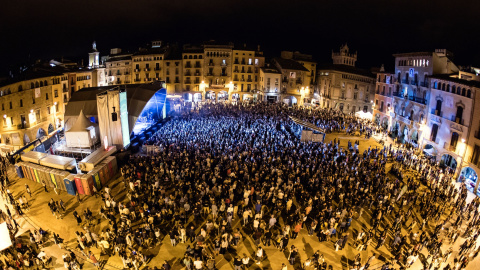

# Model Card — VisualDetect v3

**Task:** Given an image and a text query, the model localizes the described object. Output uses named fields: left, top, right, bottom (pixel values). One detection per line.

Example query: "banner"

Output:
left=35, top=88, right=41, bottom=98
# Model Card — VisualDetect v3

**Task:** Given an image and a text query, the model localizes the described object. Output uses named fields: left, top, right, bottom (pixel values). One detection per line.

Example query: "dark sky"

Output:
left=1, top=0, right=479, bottom=75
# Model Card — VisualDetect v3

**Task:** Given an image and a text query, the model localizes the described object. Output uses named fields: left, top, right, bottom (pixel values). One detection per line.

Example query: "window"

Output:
left=54, top=90, right=58, bottom=98
left=248, top=58, right=252, bottom=65
left=47, top=106, right=50, bottom=114
left=472, top=145, right=480, bottom=166
left=1, top=104, right=3, bottom=110
left=20, top=99, right=23, bottom=107
left=46, top=93, right=49, bottom=100
left=9, top=102, right=12, bottom=109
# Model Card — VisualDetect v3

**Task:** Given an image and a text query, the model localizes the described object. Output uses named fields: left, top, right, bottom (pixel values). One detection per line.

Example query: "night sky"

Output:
left=1, top=0, right=479, bottom=75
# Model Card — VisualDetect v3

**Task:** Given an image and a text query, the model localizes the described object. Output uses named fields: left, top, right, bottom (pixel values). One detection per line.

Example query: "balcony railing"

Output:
left=185, top=80, right=192, bottom=84
left=154, top=67, right=161, bottom=71
left=444, top=142, right=456, bottom=152
left=408, top=96, right=427, bottom=105
left=410, top=80, right=418, bottom=86
left=134, top=78, right=141, bottom=82
left=401, top=79, right=409, bottom=84
left=134, top=69, right=140, bottom=72
left=185, top=64, right=192, bottom=68
left=195, top=64, right=201, bottom=68
left=392, top=91, right=403, bottom=97
left=144, top=68, right=150, bottom=71
left=430, top=109, right=443, bottom=117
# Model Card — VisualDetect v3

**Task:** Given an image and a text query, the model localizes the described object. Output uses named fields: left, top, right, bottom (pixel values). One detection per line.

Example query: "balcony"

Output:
left=396, top=114, right=411, bottom=125
left=234, top=60, right=239, bottom=64
left=444, top=142, right=456, bottom=152
left=134, top=69, right=140, bottom=73
left=220, top=73, right=227, bottom=77
left=185, top=64, right=192, bottom=68
left=134, top=78, right=141, bottom=82
left=208, top=62, right=214, bottom=66
left=247, top=69, right=253, bottom=73
left=430, top=109, right=443, bottom=117
left=207, top=73, right=213, bottom=76
left=125, top=72, right=130, bottom=75
left=185, top=80, right=192, bottom=84
left=144, top=68, right=150, bottom=72
left=410, top=80, right=418, bottom=86
left=247, top=79, right=252, bottom=82
left=185, top=72, right=191, bottom=76
left=194, top=72, right=200, bottom=76
left=392, top=91, right=403, bottom=98
left=401, top=79, right=409, bottom=84
left=154, top=67, right=161, bottom=71
left=63, top=88, right=68, bottom=93
left=195, top=63, right=201, bottom=68
left=194, top=79, right=200, bottom=84
left=408, top=96, right=427, bottom=105
left=174, top=79, right=180, bottom=83
left=221, top=62, right=227, bottom=67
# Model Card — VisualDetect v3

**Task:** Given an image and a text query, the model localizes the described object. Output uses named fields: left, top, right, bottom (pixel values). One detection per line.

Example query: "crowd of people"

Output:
left=0, top=102, right=479, bottom=270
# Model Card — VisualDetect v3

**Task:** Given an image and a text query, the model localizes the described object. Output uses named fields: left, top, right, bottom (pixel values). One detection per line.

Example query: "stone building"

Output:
left=317, top=44, right=375, bottom=113
left=391, top=49, right=458, bottom=146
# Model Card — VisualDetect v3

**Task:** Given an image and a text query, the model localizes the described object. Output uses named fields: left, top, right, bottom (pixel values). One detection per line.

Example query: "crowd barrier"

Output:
left=15, top=155, right=117, bottom=196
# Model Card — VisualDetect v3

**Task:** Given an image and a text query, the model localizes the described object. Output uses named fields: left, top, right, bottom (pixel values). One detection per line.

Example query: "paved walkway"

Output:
left=2, top=133, right=480, bottom=269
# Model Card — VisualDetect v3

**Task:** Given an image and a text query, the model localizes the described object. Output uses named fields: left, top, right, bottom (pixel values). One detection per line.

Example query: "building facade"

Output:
left=317, top=45, right=376, bottom=113
left=391, top=50, right=458, bottom=146
left=423, top=73, right=479, bottom=188
left=373, top=67, right=395, bottom=131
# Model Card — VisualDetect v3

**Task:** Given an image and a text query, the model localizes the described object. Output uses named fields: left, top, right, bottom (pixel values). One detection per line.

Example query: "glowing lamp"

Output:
left=3, top=115, right=6, bottom=118
left=462, top=138, right=465, bottom=143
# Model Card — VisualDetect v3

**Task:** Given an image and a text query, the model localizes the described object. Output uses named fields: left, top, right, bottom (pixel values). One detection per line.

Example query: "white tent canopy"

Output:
left=65, top=110, right=99, bottom=148
left=355, top=110, right=373, bottom=120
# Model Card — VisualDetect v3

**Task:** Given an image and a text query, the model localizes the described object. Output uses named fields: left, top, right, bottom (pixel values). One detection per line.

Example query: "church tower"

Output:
left=88, top=41, right=100, bottom=68
left=332, top=44, right=357, bottom=67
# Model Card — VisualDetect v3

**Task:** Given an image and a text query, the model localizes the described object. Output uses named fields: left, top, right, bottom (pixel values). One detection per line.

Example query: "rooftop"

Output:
left=428, top=73, right=480, bottom=88
left=316, top=63, right=375, bottom=78
left=273, top=57, right=309, bottom=72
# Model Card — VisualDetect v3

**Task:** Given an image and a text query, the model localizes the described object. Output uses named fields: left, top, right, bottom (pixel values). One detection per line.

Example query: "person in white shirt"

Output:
left=256, top=246, right=263, bottom=264
left=193, top=258, right=203, bottom=269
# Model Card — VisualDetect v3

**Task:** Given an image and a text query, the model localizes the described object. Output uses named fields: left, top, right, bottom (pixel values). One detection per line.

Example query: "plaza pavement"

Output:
left=2, top=133, right=480, bottom=270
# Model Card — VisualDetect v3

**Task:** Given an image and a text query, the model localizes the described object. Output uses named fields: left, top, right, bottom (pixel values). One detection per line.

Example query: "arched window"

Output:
left=44, top=80, right=48, bottom=86
left=183, top=55, right=187, bottom=59
left=40, top=81, right=43, bottom=87
left=35, top=82, right=39, bottom=88
left=462, top=88, right=466, bottom=96
left=434, top=81, right=438, bottom=89
left=446, top=84, right=450, bottom=92
left=441, top=83, right=445, bottom=91
left=189, top=55, right=192, bottom=59
left=31, top=82, right=34, bottom=89
left=467, top=89, right=471, bottom=98
left=458, top=88, right=462, bottom=95
left=452, top=86, right=456, bottom=93
left=18, top=85, right=22, bottom=91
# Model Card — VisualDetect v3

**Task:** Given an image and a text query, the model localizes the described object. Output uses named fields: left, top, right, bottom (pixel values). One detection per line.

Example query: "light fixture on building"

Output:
left=30, top=109, right=34, bottom=113
left=462, top=138, right=465, bottom=143
left=3, top=115, right=6, bottom=118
